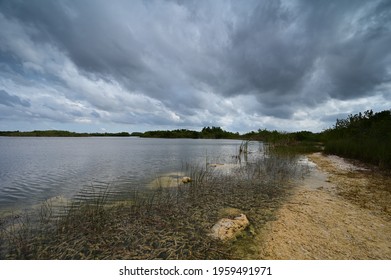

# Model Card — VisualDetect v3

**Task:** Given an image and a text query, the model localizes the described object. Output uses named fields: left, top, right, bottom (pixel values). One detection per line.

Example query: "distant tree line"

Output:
left=242, top=129, right=321, bottom=144
left=135, top=126, right=240, bottom=139
left=0, top=127, right=240, bottom=139
left=0, top=130, right=131, bottom=137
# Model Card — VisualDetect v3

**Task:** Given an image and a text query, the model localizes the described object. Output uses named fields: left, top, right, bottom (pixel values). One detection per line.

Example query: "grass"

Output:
left=0, top=147, right=307, bottom=260
left=270, top=141, right=323, bottom=156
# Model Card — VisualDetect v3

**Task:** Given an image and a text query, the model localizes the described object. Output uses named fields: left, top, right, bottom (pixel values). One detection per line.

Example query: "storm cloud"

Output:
left=0, top=0, right=390, bottom=132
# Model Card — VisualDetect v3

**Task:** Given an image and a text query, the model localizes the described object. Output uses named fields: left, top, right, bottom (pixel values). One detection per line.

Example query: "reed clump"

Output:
left=0, top=150, right=306, bottom=260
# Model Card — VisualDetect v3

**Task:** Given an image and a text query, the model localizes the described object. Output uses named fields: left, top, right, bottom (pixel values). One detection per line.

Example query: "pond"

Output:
left=0, top=137, right=262, bottom=211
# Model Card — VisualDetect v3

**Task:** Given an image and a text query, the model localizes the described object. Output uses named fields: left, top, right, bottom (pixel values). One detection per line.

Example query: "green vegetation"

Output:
left=240, top=109, right=391, bottom=169
left=322, top=110, right=391, bottom=169
left=0, top=127, right=239, bottom=139
left=243, top=129, right=321, bottom=143
left=140, top=129, right=200, bottom=139
left=200, top=126, right=240, bottom=139
left=0, top=130, right=131, bottom=137
left=242, top=129, right=323, bottom=155
left=0, top=130, right=85, bottom=137
left=139, top=127, right=240, bottom=139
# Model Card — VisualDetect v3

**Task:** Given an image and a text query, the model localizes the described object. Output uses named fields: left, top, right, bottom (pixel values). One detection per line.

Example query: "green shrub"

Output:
left=323, top=110, right=391, bottom=169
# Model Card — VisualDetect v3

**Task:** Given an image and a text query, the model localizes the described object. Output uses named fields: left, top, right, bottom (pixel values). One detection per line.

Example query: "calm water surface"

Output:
left=0, top=137, right=253, bottom=211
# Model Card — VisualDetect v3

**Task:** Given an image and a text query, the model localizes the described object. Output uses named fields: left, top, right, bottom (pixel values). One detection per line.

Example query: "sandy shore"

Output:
left=257, top=152, right=391, bottom=259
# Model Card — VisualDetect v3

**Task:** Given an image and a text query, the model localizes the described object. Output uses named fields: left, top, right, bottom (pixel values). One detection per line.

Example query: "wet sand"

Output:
left=257, top=152, right=391, bottom=259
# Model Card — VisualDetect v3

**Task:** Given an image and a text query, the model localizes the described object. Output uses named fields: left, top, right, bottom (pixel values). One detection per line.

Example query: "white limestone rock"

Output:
left=209, top=214, right=250, bottom=241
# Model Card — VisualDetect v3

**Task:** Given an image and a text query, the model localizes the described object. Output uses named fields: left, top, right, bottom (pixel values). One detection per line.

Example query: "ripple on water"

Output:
left=0, top=137, right=247, bottom=210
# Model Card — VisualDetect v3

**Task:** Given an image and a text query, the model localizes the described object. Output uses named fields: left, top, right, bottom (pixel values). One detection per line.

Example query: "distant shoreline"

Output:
left=0, top=130, right=132, bottom=137
left=0, top=127, right=243, bottom=139
left=0, top=127, right=316, bottom=141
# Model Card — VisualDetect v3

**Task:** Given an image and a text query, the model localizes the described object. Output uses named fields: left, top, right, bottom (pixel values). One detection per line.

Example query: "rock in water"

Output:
left=209, top=214, right=249, bottom=241
left=181, top=176, right=192, bottom=183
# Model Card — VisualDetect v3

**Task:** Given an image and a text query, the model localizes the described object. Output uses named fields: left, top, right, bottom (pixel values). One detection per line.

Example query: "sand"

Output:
left=257, top=153, right=391, bottom=259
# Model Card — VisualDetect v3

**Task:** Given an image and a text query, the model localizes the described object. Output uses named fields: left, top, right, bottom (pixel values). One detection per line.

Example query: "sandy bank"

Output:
left=257, top=153, right=391, bottom=259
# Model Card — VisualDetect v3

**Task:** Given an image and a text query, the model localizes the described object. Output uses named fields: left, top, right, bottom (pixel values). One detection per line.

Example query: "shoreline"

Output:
left=257, top=152, right=391, bottom=259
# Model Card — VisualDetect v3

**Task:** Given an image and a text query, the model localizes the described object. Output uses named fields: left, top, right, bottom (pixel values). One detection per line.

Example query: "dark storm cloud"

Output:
left=226, top=1, right=311, bottom=95
left=0, top=1, right=148, bottom=76
left=0, top=89, right=30, bottom=107
left=222, top=0, right=391, bottom=114
left=0, top=0, right=390, bottom=131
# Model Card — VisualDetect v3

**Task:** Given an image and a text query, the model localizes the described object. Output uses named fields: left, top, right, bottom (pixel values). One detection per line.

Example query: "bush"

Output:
left=323, top=110, right=391, bottom=169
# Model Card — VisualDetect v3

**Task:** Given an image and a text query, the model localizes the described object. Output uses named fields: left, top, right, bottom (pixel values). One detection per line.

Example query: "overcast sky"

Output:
left=1, top=0, right=390, bottom=133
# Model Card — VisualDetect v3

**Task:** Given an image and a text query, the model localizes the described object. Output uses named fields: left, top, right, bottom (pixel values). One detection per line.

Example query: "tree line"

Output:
left=241, top=109, right=391, bottom=168
left=322, top=110, right=391, bottom=168
left=0, top=127, right=240, bottom=139
left=134, top=126, right=240, bottom=139
left=0, top=130, right=131, bottom=137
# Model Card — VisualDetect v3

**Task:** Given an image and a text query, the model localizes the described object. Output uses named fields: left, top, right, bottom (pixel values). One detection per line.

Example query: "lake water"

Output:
left=0, top=137, right=259, bottom=211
